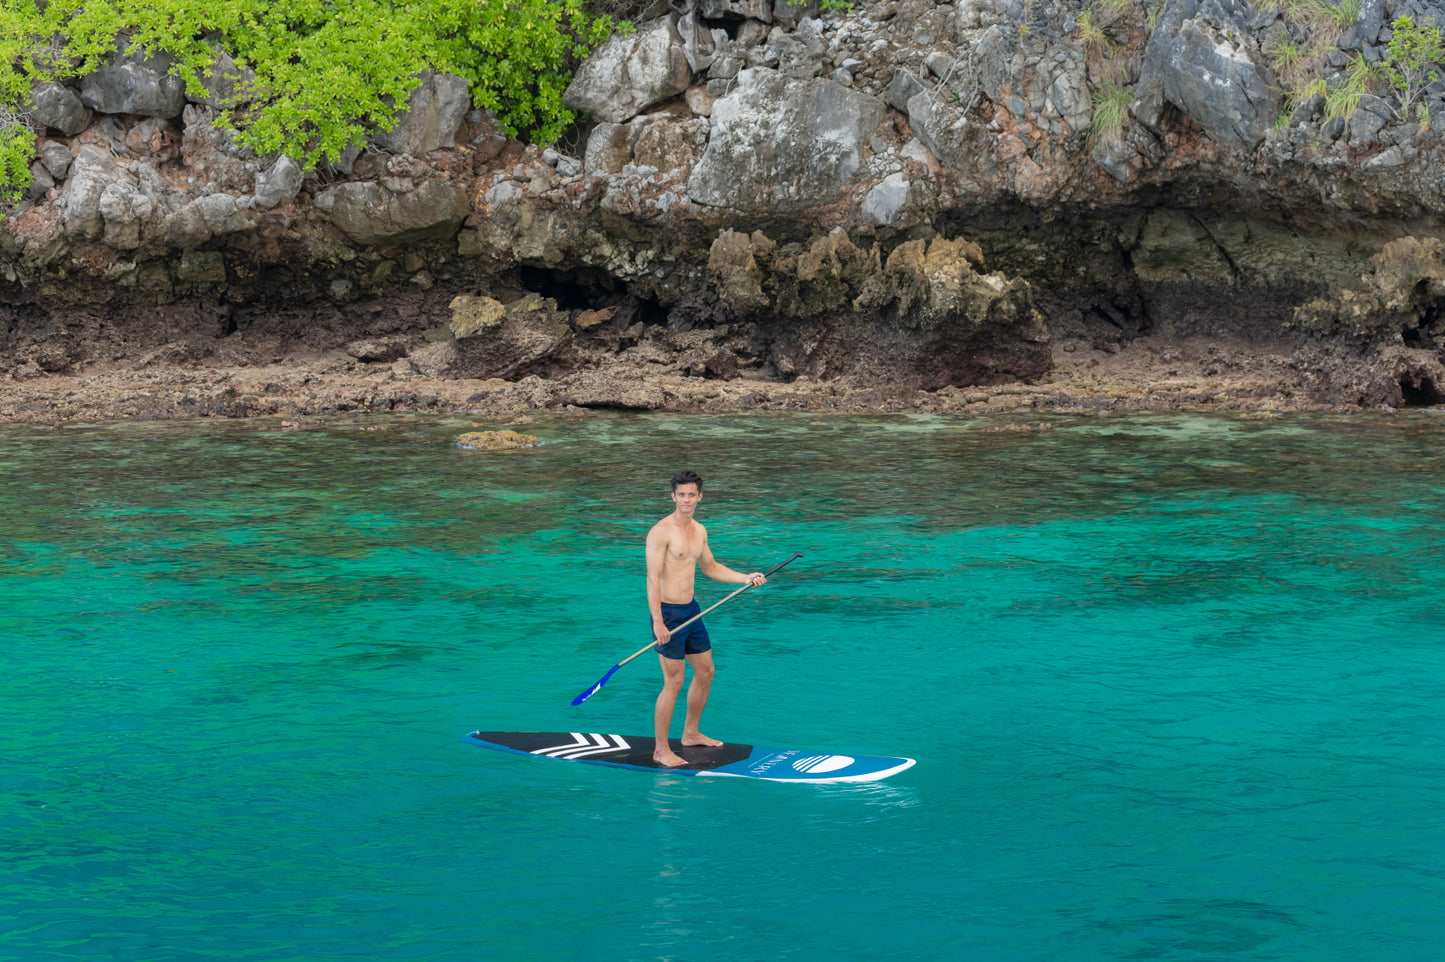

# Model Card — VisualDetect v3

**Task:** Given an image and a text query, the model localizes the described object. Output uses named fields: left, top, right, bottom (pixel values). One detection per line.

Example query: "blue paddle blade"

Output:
left=572, top=663, right=622, bottom=706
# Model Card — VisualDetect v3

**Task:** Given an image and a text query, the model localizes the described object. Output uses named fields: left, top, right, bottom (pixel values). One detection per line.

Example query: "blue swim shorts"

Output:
left=653, top=599, right=711, bottom=660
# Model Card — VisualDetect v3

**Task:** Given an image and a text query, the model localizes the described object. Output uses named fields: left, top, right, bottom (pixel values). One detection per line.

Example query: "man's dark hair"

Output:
left=671, top=469, right=704, bottom=491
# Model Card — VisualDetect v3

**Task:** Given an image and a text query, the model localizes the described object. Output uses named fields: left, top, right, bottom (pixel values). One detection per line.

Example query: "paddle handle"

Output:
left=617, top=552, right=803, bottom=668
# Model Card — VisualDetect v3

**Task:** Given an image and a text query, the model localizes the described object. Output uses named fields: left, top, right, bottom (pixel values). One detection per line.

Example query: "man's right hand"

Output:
left=653, top=620, right=670, bottom=649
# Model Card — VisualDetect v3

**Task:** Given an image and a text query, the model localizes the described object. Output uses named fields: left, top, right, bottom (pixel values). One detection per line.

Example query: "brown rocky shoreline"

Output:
left=6, top=0, right=1445, bottom=425
left=0, top=332, right=1416, bottom=425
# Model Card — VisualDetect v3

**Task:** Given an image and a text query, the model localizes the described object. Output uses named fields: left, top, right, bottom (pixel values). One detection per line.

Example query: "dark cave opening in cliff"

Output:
left=1398, top=372, right=1445, bottom=407
left=518, top=266, right=625, bottom=311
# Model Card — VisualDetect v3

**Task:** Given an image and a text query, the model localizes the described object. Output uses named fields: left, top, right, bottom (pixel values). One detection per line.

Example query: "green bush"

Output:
left=1323, top=54, right=1377, bottom=121
left=1089, top=76, right=1134, bottom=146
left=1076, top=11, right=1108, bottom=50
left=0, top=0, right=624, bottom=203
left=1382, top=15, right=1445, bottom=122
left=0, top=116, right=33, bottom=205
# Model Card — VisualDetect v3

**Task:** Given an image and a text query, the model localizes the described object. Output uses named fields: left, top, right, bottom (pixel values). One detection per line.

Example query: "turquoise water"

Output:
left=4, top=411, right=1445, bottom=961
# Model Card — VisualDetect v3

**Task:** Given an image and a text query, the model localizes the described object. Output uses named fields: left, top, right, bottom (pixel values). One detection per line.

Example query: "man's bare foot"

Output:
left=681, top=733, right=724, bottom=747
left=654, top=750, right=688, bottom=768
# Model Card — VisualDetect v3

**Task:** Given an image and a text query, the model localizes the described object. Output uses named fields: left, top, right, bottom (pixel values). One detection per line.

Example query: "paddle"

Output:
left=570, top=552, right=803, bottom=706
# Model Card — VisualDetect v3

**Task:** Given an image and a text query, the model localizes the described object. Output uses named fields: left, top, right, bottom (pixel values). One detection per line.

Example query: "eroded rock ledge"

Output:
left=4, top=0, right=1445, bottom=422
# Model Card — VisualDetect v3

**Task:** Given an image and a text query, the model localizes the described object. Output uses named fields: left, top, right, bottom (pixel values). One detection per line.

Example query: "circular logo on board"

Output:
left=792, top=755, right=855, bottom=774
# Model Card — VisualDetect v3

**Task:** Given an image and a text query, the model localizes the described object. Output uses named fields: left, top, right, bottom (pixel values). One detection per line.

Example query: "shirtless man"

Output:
left=646, top=469, right=765, bottom=768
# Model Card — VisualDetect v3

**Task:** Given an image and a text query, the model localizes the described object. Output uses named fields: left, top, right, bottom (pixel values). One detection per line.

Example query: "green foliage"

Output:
left=1267, top=25, right=1329, bottom=115
left=1076, top=11, right=1108, bottom=49
left=1278, top=0, right=1361, bottom=34
left=1324, top=0, right=1363, bottom=31
left=220, top=1, right=436, bottom=165
left=1381, top=15, right=1445, bottom=122
left=1268, top=0, right=1354, bottom=95
left=819, top=0, right=854, bottom=11
left=1267, top=34, right=1309, bottom=78
left=1089, top=66, right=1134, bottom=146
left=0, top=0, right=625, bottom=201
left=1324, top=54, right=1378, bottom=121
left=420, top=0, right=618, bottom=147
left=0, top=114, right=34, bottom=205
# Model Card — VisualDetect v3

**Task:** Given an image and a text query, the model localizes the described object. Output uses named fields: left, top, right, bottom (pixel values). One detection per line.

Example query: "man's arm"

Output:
left=698, top=534, right=766, bottom=587
left=645, top=524, right=671, bottom=646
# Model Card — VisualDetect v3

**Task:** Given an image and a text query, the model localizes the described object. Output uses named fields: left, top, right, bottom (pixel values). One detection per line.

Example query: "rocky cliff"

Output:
left=3, top=0, right=1445, bottom=421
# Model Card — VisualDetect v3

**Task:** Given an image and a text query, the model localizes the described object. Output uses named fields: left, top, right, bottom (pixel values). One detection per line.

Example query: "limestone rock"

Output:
left=407, top=305, right=572, bottom=379
left=449, top=294, right=507, bottom=337
left=700, top=0, right=772, bottom=20
left=1295, top=236, right=1445, bottom=342
left=1134, top=0, right=1279, bottom=152
left=907, top=92, right=989, bottom=173
left=28, top=83, right=91, bottom=136
left=876, top=236, right=1047, bottom=388
left=254, top=156, right=304, bottom=209
left=861, top=173, right=912, bottom=227
left=180, top=106, right=257, bottom=193
left=80, top=48, right=187, bottom=119
left=773, top=0, right=820, bottom=29
left=373, top=72, right=472, bottom=156
left=860, top=235, right=993, bottom=320
left=314, top=179, right=468, bottom=245
left=188, top=47, right=255, bottom=108
left=564, top=17, right=694, bottom=124
left=975, top=28, right=1091, bottom=139
left=583, top=114, right=708, bottom=178
left=345, top=338, right=411, bottom=363
left=707, top=229, right=774, bottom=314
left=98, top=179, right=155, bottom=249
left=59, top=145, right=116, bottom=240
left=885, top=68, right=928, bottom=113
left=36, top=141, right=75, bottom=180
left=689, top=69, right=886, bottom=210
left=455, top=430, right=543, bottom=450
left=1127, top=209, right=1237, bottom=286
left=166, top=200, right=212, bottom=249
left=176, top=250, right=227, bottom=284
left=24, top=162, right=54, bottom=204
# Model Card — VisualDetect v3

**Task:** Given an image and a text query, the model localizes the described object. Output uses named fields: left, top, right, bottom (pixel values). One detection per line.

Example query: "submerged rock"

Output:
left=455, top=430, right=543, bottom=450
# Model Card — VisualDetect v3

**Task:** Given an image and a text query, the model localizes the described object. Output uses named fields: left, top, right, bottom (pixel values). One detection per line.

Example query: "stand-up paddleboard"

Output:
left=464, top=731, right=915, bottom=784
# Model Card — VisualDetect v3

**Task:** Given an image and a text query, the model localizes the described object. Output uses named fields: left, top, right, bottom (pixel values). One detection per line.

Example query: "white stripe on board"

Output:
left=535, top=733, right=631, bottom=759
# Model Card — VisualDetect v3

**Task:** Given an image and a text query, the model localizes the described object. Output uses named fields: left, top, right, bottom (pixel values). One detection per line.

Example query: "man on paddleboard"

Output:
left=646, top=470, right=766, bottom=768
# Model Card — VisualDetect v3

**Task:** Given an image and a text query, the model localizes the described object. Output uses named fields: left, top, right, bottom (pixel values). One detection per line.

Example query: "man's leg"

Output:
left=681, top=650, right=723, bottom=747
left=654, top=655, right=688, bottom=767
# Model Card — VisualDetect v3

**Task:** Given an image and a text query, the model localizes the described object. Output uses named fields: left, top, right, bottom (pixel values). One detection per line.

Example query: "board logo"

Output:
left=792, top=755, right=855, bottom=774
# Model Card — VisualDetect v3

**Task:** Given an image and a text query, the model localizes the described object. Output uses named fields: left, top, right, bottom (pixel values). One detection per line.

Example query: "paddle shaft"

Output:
left=616, top=552, right=803, bottom=668
left=570, top=552, right=802, bottom=705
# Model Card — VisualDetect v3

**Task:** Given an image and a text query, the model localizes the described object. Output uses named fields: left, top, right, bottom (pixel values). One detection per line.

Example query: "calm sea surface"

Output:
left=4, top=411, right=1444, bottom=961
